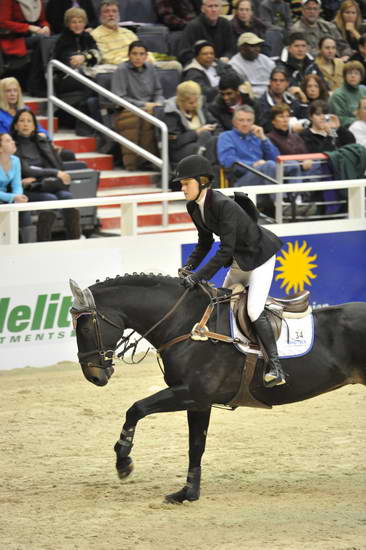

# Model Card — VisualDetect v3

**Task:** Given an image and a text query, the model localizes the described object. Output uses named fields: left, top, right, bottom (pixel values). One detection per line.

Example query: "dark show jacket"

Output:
left=14, top=135, right=63, bottom=179
left=186, top=188, right=283, bottom=281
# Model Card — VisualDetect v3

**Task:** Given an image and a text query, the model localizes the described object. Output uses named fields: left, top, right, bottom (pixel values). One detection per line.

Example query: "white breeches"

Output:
left=223, top=254, right=276, bottom=322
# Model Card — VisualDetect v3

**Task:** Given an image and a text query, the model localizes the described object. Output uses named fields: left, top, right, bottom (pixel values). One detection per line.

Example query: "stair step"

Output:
left=97, top=186, right=161, bottom=208
left=98, top=186, right=160, bottom=196
left=54, top=133, right=97, bottom=153
left=75, top=152, right=114, bottom=171
left=38, top=116, right=59, bottom=133
left=25, top=97, right=47, bottom=115
left=98, top=203, right=190, bottom=229
left=99, top=169, right=159, bottom=189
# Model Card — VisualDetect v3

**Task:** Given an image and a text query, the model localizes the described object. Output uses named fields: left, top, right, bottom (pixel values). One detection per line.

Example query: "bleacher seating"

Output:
left=118, top=0, right=158, bottom=24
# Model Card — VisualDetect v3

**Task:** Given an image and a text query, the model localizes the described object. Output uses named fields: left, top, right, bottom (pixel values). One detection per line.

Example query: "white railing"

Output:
left=46, top=59, right=170, bottom=224
left=1, top=180, right=365, bottom=244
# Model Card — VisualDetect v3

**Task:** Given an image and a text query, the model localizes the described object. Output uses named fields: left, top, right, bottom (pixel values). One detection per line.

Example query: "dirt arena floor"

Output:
left=1, top=356, right=365, bottom=550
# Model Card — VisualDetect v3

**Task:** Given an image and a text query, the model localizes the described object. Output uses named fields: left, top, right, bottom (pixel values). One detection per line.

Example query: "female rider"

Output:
left=174, top=154, right=286, bottom=388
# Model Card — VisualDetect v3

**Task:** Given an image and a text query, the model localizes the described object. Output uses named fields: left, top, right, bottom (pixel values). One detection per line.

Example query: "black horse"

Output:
left=69, top=274, right=366, bottom=503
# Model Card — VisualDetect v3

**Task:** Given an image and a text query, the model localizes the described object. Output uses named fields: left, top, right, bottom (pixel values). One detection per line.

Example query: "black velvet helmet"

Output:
left=172, top=155, right=214, bottom=184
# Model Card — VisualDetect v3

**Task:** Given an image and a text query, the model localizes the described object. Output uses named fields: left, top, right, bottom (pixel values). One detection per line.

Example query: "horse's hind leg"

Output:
left=114, top=385, right=199, bottom=481
left=165, top=408, right=212, bottom=504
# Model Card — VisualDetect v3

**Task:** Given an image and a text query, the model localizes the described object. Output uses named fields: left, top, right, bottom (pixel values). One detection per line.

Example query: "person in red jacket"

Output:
left=0, top=0, right=50, bottom=93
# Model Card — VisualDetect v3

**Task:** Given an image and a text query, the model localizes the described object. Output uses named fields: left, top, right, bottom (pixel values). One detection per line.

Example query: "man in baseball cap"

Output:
left=290, top=0, right=351, bottom=57
left=229, top=32, right=275, bottom=97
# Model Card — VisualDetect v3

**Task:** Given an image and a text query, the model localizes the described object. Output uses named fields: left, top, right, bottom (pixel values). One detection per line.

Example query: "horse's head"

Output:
left=69, top=279, right=124, bottom=387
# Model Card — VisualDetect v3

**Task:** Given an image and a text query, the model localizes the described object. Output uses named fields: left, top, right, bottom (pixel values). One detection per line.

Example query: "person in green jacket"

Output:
left=329, top=60, right=366, bottom=126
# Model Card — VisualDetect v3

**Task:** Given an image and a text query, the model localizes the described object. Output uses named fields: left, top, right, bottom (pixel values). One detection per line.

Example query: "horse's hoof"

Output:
left=116, top=457, right=133, bottom=479
left=164, top=487, right=199, bottom=504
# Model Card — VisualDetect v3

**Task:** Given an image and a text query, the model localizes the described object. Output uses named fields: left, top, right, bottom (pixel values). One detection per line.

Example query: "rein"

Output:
left=115, top=287, right=190, bottom=363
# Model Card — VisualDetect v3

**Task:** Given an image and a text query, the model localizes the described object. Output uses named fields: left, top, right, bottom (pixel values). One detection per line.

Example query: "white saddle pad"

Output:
left=230, top=310, right=314, bottom=359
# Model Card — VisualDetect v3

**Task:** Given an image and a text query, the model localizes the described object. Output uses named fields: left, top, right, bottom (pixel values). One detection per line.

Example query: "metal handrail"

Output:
left=46, top=59, right=170, bottom=224
left=1, top=179, right=365, bottom=244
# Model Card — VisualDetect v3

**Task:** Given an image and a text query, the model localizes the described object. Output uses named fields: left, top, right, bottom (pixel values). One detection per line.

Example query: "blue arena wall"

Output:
left=182, top=229, right=366, bottom=306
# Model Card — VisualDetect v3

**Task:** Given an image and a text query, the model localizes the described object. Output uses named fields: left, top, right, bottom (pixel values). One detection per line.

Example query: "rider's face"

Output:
left=181, top=178, right=200, bottom=201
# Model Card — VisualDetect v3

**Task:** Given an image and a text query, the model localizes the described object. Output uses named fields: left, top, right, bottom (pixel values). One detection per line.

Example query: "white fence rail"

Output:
left=0, top=180, right=365, bottom=244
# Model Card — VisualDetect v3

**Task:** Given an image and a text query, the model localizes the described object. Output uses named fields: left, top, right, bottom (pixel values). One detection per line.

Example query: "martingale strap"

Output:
left=157, top=302, right=246, bottom=354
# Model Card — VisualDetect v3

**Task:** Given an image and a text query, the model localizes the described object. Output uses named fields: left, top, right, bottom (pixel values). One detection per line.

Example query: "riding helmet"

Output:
left=172, top=154, right=214, bottom=184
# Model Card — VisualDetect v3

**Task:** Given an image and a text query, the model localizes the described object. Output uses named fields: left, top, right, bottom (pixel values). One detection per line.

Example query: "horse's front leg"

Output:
left=114, top=384, right=199, bottom=480
left=165, top=408, right=212, bottom=504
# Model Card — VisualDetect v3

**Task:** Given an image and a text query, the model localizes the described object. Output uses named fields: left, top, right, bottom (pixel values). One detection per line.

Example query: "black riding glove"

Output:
left=181, top=272, right=200, bottom=289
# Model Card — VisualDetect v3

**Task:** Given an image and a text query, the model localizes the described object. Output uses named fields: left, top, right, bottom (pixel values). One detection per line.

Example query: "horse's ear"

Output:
left=69, top=279, right=85, bottom=305
left=69, top=279, right=96, bottom=310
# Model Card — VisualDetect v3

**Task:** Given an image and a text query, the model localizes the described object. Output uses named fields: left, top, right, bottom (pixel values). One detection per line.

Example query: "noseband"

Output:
left=71, top=308, right=124, bottom=370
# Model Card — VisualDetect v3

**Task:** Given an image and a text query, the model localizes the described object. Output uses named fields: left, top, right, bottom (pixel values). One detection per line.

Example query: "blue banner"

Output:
left=182, top=230, right=366, bottom=307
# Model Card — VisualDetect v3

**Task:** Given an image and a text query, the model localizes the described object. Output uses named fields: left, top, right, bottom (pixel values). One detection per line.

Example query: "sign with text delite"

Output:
left=182, top=230, right=366, bottom=307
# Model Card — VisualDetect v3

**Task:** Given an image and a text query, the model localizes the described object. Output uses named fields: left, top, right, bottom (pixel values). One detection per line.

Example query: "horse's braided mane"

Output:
left=92, top=272, right=178, bottom=289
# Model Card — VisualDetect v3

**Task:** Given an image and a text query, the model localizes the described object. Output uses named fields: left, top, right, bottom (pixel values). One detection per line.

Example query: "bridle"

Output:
left=71, top=307, right=125, bottom=370
left=70, top=286, right=190, bottom=370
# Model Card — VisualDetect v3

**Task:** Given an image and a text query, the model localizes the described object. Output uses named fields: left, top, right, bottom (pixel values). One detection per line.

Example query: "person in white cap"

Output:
left=229, top=33, right=275, bottom=97
left=290, top=0, right=351, bottom=57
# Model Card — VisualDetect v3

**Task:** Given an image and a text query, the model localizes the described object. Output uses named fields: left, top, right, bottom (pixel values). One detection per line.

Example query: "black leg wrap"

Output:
left=164, top=467, right=201, bottom=504
left=114, top=426, right=135, bottom=479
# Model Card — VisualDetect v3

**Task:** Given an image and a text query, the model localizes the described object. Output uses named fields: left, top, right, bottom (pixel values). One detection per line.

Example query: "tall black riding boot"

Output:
left=253, top=310, right=286, bottom=388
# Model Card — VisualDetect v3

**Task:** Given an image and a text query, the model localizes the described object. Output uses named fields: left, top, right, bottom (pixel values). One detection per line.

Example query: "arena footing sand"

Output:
left=1, top=358, right=365, bottom=550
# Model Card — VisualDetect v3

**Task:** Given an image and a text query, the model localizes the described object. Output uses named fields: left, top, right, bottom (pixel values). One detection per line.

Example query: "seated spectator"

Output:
left=91, top=0, right=180, bottom=83
left=300, top=74, right=330, bottom=111
left=334, top=0, right=366, bottom=53
left=348, top=96, right=366, bottom=145
left=154, top=0, right=199, bottom=30
left=300, top=99, right=357, bottom=212
left=0, top=132, right=35, bottom=242
left=112, top=41, right=164, bottom=171
left=182, top=40, right=238, bottom=102
left=208, top=71, right=257, bottom=131
left=53, top=7, right=103, bottom=135
left=267, top=104, right=308, bottom=155
left=290, top=0, right=352, bottom=58
left=329, top=60, right=366, bottom=125
left=266, top=103, right=323, bottom=182
left=0, top=0, right=50, bottom=94
left=229, top=33, right=275, bottom=97
left=178, top=0, right=236, bottom=65
left=315, top=36, right=345, bottom=91
left=278, top=32, right=324, bottom=87
left=300, top=99, right=356, bottom=151
left=46, top=0, right=98, bottom=34
left=0, top=77, right=46, bottom=136
left=11, top=109, right=81, bottom=241
left=162, top=80, right=218, bottom=167
left=229, top=0, right=269, bottom=45
left=216, top=104, right=277, bottom=183
left=0, top=77, right=76, bottom=161
left=257, top=67, right=309, bottom=132
left=350, top=34, right=366, bottom=85
left=259, top=0, right=292, bottom=31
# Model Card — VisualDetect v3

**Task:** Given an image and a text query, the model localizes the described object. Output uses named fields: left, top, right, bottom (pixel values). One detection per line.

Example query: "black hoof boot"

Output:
left=115, top=456, right=134, bottom=479
left=165, top=467, right=201, bottom=504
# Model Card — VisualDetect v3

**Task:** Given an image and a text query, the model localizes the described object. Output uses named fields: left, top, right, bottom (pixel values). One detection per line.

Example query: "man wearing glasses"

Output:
left=290, top=0, right=351, bottom=58
left=178, top=0, right=236, bottom=65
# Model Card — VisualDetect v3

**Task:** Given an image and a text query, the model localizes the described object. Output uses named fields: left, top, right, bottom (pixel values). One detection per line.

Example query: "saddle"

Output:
left=230, top=284, right=311, bottom=344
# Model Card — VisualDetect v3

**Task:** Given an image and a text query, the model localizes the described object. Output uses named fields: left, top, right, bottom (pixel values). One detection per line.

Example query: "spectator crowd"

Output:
left=2, top=0, right=366, bottom=237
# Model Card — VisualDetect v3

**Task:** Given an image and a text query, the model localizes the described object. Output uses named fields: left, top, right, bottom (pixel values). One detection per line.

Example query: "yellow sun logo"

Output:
left=275, top=240, right=318, bottom=294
